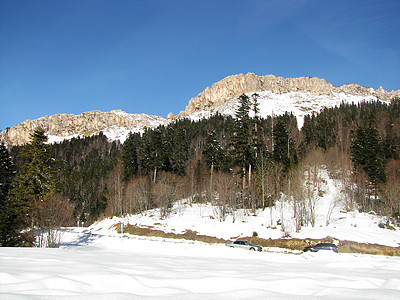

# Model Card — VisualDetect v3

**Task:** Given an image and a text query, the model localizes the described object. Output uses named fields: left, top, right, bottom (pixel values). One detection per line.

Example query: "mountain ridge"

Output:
left=2, top=73, right=398, bottom=146
left=175, top=73, right=399, bottom=119
left=0, top=110, right=166, bottom=146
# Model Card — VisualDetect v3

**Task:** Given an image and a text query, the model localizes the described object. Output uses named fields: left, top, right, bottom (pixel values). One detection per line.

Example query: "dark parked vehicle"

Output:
left=226, top=240, right=262, bottom=251
left=303, top=243, right=338, bottom=253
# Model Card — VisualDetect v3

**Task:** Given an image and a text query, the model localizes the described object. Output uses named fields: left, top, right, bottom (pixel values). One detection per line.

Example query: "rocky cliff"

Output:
left=176, top=73, right=400, bottom=118
left=0, top=110, right=166, bottom=146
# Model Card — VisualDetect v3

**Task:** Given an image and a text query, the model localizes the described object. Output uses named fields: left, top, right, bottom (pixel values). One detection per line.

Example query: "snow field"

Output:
left=1, top=230, right=400, bottom=299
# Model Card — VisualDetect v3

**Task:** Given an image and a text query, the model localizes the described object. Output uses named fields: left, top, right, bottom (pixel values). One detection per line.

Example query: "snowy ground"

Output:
left=1, top=170, right=400, bottom=299
left=1, top=228, right=400, bottom=299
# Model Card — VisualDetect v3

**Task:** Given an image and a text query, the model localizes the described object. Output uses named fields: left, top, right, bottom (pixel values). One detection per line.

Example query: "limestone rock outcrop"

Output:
left=1, top=110, right=166, bottom=146
left=177, top=73, right=399, bottom=119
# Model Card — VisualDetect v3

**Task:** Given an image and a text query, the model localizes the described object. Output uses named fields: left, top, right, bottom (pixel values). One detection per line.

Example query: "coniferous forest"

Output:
left=1, top=96, right=399, bottom=246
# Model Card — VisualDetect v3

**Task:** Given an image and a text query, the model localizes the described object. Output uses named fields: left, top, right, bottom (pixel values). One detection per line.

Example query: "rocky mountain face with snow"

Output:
left=0, top=110, right=166, bottom=146
left=1, top=73, right=399, bottom=146
left=175, top=73, right=399, bottom=119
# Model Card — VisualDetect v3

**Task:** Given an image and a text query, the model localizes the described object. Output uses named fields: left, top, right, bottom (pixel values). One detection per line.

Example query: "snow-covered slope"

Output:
left=93, top=168, right=400, bottom=248
left=187, top=91, right=382, bottom=128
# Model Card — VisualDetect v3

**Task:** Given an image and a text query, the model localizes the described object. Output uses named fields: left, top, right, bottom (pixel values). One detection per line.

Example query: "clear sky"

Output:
left=1, top=0, right=399, bottom=130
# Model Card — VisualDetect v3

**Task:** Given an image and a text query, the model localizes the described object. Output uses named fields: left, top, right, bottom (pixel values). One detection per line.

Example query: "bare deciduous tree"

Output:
left=380, top=159, right=400, bottom=224
left=213, top=172, right=240, bottom=222
left=124, top=176, right=152, bottom=215
left=106, top=164, right=124, bottom=216
left=36, top=193, right=74, bottom=248
left=152, top=172, right=183, bottom=219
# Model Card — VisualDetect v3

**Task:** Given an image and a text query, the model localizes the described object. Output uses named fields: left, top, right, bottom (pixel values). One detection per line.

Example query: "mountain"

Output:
left=175, top=73, right=398, bottom=124
left=0, top=110, right=166, bottom=146
left=1, top=73, right=398, bottom=146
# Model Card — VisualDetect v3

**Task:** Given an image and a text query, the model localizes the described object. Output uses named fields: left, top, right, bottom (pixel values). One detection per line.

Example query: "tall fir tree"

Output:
left=11, top=128, right=59, bottom=244
left=230, top=94, right=253, bottom=178
left=121, top=132, right=140, bottom=180
left=168, top=125, right=188, bottom=176
left=139, top=127, right=166, bottom=182
left=0, top=143, right=19, bottom=246
left=203, top=131, right=226, bottom=172
left=351, top=125, right=387, bottom=184
left=273, top=117, right=290, bottom=170
left=0, top=143, right=15, bottom=206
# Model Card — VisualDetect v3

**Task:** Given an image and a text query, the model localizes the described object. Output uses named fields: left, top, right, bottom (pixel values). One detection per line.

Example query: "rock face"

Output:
left=0, top=110, right=166, bottom=146
left=177, top=73, right=400, bottom=118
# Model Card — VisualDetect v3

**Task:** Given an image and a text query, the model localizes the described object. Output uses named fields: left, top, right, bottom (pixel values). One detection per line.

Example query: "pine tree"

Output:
left=0, top=143, right=15, bottom=206
left=139, top=127, right=166, bottom=182
left=230, top=94, right=253, bottom=178
left=273, top=114, right=298, bottom=172
left=351, top=126, right=386, bottom=184
left=121, top=132, right=140, bottom=180
left=168, top=125, right=188, bottom=176
left=203, top=131, right=225, bottom=171
left=11, top=128, right=59, bottom=244
left=351, top=125, right=387, bottom=210
left=0, top=143, right=20, bottom=246
left=273, top=117, right=290, bottom=169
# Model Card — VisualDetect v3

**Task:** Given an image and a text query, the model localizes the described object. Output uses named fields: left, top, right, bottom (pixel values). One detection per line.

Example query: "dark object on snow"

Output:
left=303, top=243, right=338, bottom=253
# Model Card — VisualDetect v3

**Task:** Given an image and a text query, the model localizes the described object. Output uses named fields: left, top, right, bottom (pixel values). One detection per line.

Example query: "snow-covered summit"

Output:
left=185, top=91, right=383, bottom=128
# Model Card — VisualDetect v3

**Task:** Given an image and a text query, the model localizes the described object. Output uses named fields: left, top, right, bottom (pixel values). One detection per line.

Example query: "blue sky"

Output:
left=1, top=0, right=399, bottom=130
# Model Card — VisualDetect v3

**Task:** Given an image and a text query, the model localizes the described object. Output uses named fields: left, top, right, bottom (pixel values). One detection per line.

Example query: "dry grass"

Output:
left=114, top=223, right=400, bottom=256
left=122, top=224, right=226, bottom=244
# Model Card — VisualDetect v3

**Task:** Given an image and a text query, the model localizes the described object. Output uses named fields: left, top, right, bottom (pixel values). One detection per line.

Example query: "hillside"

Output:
left=92, top=167, right=400, bottom=249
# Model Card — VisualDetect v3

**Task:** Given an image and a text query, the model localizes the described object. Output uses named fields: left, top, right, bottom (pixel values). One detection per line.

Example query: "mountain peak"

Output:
left=176, top=73, right=399, bottom=119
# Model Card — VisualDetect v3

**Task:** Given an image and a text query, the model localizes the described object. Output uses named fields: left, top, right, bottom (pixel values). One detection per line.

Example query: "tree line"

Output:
left=1, top=95, right=399, bottom=246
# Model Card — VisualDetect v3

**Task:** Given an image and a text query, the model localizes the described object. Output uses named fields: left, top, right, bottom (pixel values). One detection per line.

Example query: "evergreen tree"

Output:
left=203, top=131, right=226, bottom=171
left=273, top=117, right=290, bottom=170
left=273, top=114, right=298, bottom=172
left=230, top=94, right=253, bottom=178
left=0, top=143, right=20, bottom=246
left=139, top=127, right=166, bottom=182
left=351, top=126, right=387, bottom=184
left=11, top=128, right=59, bottom=244
left=121, top=132, right=140, bottom=180
left=167, top=125, right=188, bottom=176
left=251, top=93, right=260, bottom=117
left=0, top=143, right=15, bottom=206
